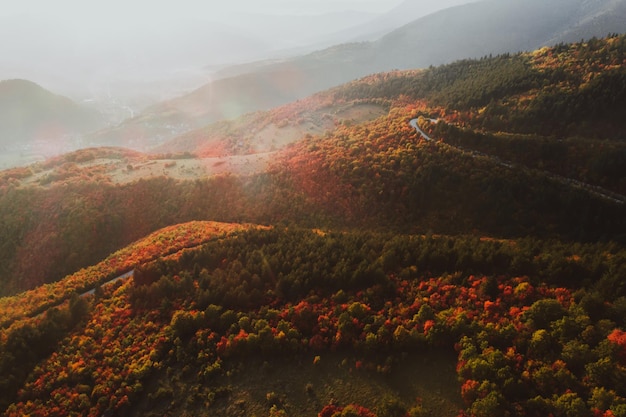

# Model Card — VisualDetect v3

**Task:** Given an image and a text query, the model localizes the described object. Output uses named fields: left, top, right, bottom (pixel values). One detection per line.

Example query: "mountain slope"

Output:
left=2, top=35, right=626, bottom=417
left=86, top=43, right=379, bottom=149
left=312, top=0, right=482, bottom=44
left=2, top=36, right=626, bottom=296
left=2, top=226, right=626, bottom=416
left=544, top=0, right=626, bottom=45
left=373, top=0, right=626, bottom=70
left=0, top=79, right=102, bottom=148
left=89, top=0, right=626, bottom=150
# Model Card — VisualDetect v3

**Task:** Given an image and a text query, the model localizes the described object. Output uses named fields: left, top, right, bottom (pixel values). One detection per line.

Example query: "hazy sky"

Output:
left=0, top=0, right=409, bottom=98
left=0, top=0, right=405, bottom=18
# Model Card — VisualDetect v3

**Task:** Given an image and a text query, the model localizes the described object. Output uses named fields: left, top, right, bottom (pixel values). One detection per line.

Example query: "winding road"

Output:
left=409, top=118, right=434, bottom=141
left=409, top=118, right=626, bottom=205
left=11, top=270, right=136, bottom=327
left=81, top=270, right=134, bottom=297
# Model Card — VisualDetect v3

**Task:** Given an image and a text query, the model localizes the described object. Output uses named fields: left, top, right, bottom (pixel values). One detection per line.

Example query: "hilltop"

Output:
left=2, top=225, right=626, bottom=416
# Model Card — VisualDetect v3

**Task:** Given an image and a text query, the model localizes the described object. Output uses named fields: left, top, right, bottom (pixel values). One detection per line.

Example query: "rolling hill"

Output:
left=1, top=225, right=626, bottom=416
left=0, top=79, right=103, bottom=151
left=1, top=35, right=626, bottom=417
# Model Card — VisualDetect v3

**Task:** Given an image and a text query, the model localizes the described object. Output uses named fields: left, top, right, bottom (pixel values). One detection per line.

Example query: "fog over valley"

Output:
left=0, top=0, right=407, bottom=102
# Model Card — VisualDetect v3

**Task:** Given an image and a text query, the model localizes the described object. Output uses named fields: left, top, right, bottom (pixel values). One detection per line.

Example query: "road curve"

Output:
left=81, top=270, right=134, bottom=297
left=409, top=118, right=434, bottom=141
left=409, top=118, right=626, bottom=205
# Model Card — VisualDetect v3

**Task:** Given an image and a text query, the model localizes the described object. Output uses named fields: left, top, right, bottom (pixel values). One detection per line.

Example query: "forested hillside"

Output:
left=2, top=227, right=626, bottom=416
left=335, top=35, right=626, bottom=194
left=1, top=35, right=626, bottom=417
left=1, top=36, right=625, bottom=296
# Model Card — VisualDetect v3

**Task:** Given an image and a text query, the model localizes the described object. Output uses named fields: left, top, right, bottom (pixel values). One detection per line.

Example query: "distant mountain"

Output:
left=371, top=0, right=626, bottom=71
left=322, top=0, right=483, bottom=43
left=217, top=10, right=379, bottom=56
left=90, top=0, right=626, bottom=150
left=222, top=0, right=626, bottom=82
left=0, top=11, right=378, bottom=102
left=543, top=0, right=626, bottom=45
left=0, top=79, right=103, bottom=149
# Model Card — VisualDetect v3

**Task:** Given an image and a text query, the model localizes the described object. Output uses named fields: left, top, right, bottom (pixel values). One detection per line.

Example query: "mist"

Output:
left=0, top=1, right=406, bottom=103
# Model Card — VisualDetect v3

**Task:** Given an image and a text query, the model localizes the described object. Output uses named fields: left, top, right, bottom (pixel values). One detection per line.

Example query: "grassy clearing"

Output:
left=135, top=350, right=461, bottom=417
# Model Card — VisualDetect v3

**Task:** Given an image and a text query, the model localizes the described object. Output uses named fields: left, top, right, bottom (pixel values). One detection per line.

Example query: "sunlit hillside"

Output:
left=1, top=36, right=625, bottom=297
left=0, top=33, right=626, bottom=417
left=2, top=226, right=626, bottom=416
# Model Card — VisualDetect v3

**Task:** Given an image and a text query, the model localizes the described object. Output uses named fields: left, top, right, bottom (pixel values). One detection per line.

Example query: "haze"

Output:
left=2, top=0, right=488, bottom=170
left=0, top=0, right=404, bottom=102
left=1, top=0, right=403, bottom=17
